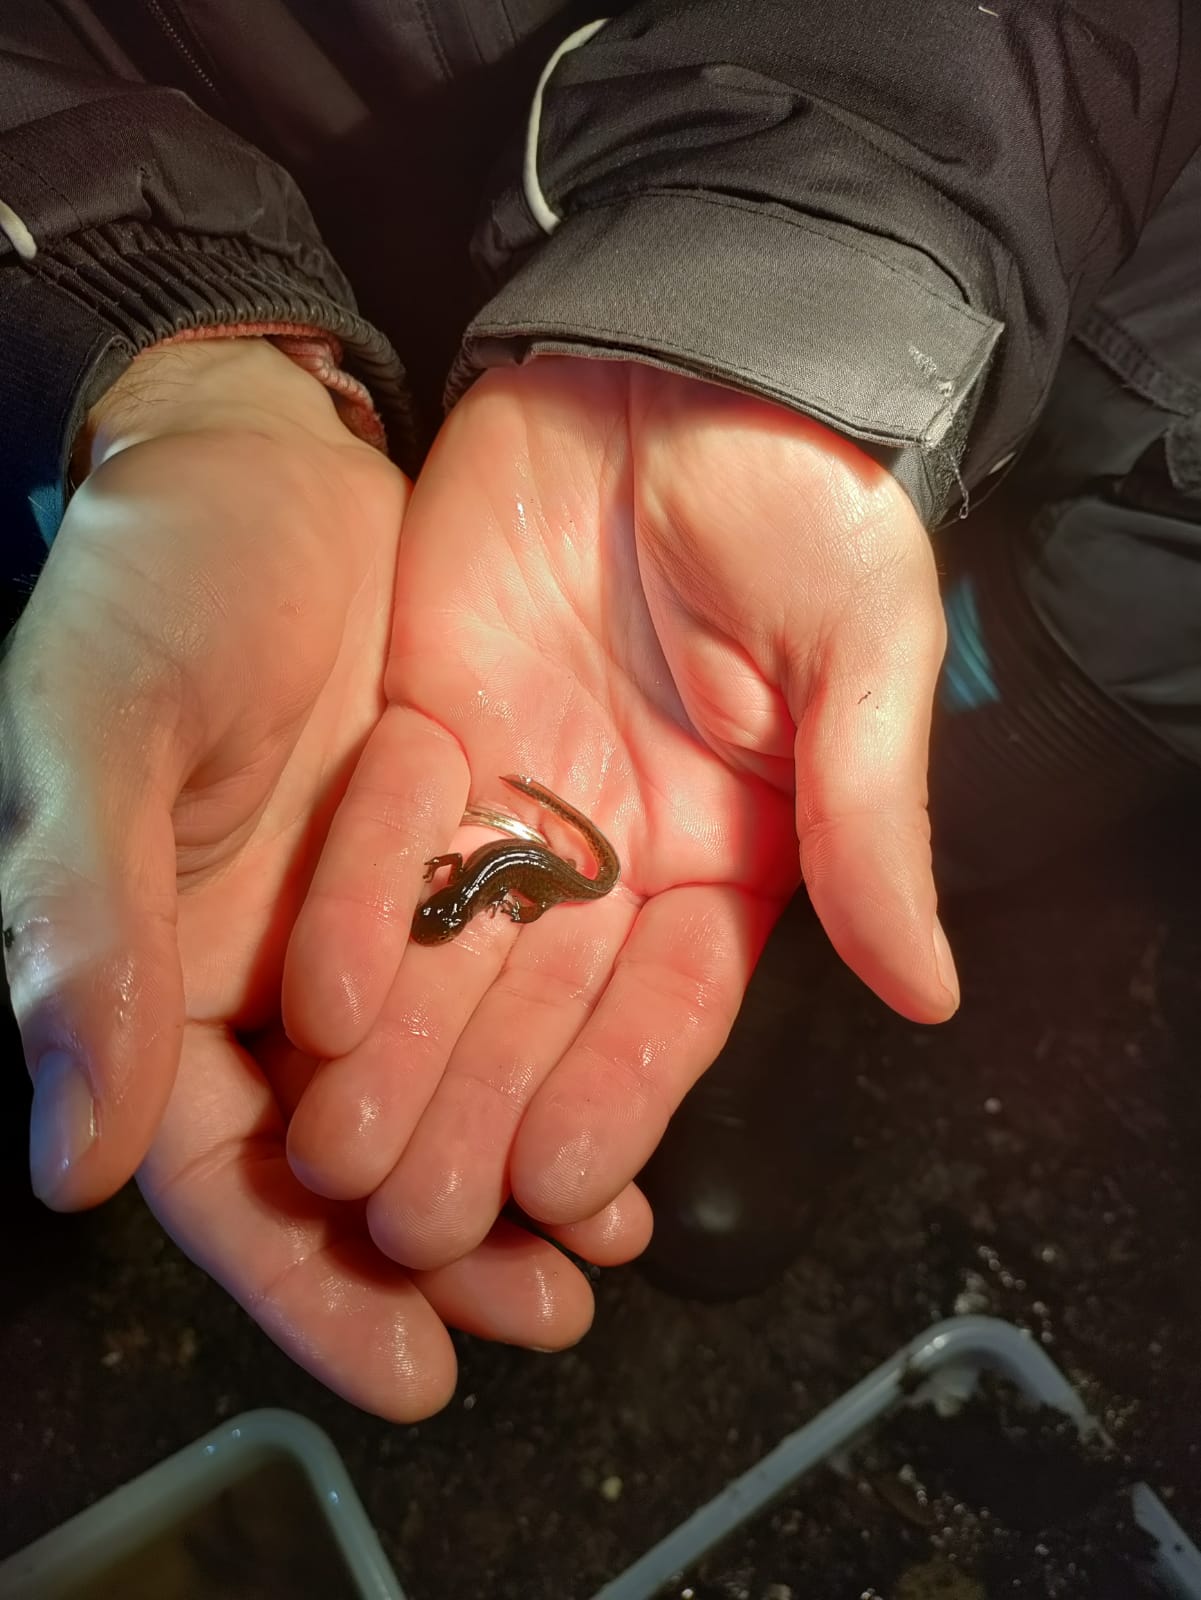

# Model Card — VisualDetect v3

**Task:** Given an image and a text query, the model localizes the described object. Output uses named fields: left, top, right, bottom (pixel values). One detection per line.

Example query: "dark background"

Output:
left=3, top=799, right=1200, bottom=1599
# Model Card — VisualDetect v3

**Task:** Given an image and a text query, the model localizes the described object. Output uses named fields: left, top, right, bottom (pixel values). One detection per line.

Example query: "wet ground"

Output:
left=3, top=800, right=1200, bottom=1599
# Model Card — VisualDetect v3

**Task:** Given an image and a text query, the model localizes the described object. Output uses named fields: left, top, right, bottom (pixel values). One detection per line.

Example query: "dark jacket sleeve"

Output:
left=455, top=0, right=1201, bottom=528
left=0, top=11, right=411, bottom=586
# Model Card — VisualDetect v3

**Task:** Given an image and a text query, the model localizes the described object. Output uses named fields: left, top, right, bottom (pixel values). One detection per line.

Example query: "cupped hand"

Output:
left=0, top=340, right=645, bottom=1419
left=284, top=358, right=956, bottom=1276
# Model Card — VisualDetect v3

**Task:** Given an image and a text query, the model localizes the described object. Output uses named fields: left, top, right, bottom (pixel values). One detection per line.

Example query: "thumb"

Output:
left=790, top=538, right=959, bottom=1025
left=0, top=638, right=184, bottom=1211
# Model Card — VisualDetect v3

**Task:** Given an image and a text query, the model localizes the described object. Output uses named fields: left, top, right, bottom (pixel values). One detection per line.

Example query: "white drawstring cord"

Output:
left=523, top=17, right=610, bottom=234
left=0, top=199, right=37, bottom=260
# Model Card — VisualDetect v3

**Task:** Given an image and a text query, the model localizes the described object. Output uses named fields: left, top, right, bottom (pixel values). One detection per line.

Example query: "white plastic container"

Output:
left=0, top=1407, right=405, bottom=1600
left=3, top=1317, right=1197, bottom=1599
left=595, top=1314, right=1201, bottom=1600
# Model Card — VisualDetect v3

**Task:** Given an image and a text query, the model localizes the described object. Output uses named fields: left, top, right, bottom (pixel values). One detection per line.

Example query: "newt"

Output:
left=410, top=774, right=620, bottom=945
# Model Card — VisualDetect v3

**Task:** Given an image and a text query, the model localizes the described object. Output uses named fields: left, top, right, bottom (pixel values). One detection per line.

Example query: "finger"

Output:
left=253, top=1025, right=319, bottom=1120
left=211, top=1030, right=614, bottom=1330
left=0, top=638, right=184, bottom=1212
left=282, top=705, right=468, bottom=1058
left=510, top=885, right=771, bottom=1226
left=140, top=1023, right=597, bottom=1420
left=409, top=1217, right=595, bottom=1349
left=541, top=1182, right=654, bottom=1267
left=140, top=1023, right=457, bottom=1421
left=285, top=897, right=518, bottom=1201
left=791, top=541, right=958, bottom=1024
left=363, top=898, right=631, bottom=1269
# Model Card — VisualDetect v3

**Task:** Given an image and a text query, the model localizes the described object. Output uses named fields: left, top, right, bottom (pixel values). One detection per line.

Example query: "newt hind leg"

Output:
left=501, top=892, right=546, bottom=925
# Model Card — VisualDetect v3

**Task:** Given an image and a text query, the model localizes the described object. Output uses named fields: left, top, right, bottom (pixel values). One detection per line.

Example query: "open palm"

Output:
left=1, top=343, right=643, bottom=1422
left=132, top=426, right=643, bottom=1416
left=283, top=359, right=899, bottom=1273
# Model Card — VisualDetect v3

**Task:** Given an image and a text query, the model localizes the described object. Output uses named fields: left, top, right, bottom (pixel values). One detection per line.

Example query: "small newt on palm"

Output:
left=410, top=775, right=619, bottom=945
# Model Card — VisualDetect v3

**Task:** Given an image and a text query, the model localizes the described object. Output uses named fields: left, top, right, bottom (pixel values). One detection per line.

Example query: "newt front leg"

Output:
left=423, top=852, right=464, bottom=883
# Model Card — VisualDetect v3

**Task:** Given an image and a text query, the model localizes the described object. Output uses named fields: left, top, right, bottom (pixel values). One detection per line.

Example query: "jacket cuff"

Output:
left=450, top=191, right=1003, bottom=527
left=0, top=221, right=415, bottom=580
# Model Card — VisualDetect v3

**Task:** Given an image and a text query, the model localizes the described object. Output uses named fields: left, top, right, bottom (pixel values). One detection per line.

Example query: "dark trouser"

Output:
left=929, top=148, right=1201, bottom=894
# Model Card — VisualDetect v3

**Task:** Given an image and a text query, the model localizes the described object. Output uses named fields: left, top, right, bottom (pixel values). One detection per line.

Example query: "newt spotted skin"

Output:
left=410, top=774, right=620, bottom=946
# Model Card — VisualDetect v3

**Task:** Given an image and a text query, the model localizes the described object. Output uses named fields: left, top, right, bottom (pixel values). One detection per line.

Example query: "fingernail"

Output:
left=932, top=917, right=960, bottom=1009
left=29, top=1050, right=97, bottom=1203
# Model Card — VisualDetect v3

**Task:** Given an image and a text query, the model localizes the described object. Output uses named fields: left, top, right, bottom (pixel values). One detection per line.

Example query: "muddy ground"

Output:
left=4, top=800, right=1200, bottom=1598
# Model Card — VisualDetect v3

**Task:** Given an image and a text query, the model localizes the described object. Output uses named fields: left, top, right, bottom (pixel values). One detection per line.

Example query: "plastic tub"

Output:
left=4, top=1316, right=1197, bottom=1599
left=0, top=1407, right=405, bottom=1600
left=594, top=1314, right=1201, bottom=1600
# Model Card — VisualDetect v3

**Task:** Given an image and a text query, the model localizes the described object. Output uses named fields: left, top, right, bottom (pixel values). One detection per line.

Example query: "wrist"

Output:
left=632, top=364, right=921, bottom=529
left=73, top=337, right=361, bottom=483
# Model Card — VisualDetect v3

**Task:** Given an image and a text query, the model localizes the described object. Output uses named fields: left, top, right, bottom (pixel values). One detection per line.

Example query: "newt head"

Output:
left=410, top=885, right=468, bottom=945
